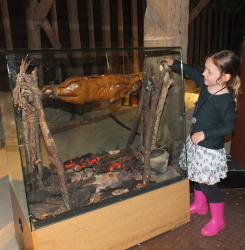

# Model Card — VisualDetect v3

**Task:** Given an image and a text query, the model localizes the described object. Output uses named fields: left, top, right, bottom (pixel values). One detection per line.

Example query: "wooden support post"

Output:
left=87, top=0, right=97, bottom=74
left=117, top=0, right=126, bottom=74
left=101, top=0, right=112, bottom=73
left=207, top=7, right=212, bottom=56
left=131, top=0, right=139, bottom=74
left=0, top=0, right=13, bottom=49
left=50, top=0, right=62, bottom=84
left=200, top=7, right=207, bottom=64
left=67, top=0, right=83, bottom=76
left=218, top=9, right=224, bottom=49
left=194, top=14, right=200, bottom=65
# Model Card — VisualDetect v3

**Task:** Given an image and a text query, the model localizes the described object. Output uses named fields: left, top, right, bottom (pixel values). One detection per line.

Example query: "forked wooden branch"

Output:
left=13, top=56, right=71, bottom=210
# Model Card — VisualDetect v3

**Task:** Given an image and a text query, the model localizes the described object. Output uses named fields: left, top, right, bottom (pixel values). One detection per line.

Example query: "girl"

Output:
left=164, top=50, right=241, bottom=236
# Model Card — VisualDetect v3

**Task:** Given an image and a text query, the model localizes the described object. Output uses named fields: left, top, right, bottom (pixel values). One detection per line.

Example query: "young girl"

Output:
left=164, top=50, right=241, bottom=236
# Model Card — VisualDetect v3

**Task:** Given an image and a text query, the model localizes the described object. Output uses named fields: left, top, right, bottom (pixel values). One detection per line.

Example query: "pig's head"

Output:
left=129, top=74, right=142, bottom=94
left=42, top=85, right=56, bottom=98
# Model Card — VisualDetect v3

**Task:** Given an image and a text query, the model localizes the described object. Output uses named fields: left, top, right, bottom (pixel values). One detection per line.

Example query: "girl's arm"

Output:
left=164, top=58, right=204, bottom=88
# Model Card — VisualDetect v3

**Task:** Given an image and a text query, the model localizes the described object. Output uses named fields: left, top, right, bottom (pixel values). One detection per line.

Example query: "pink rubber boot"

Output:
left=201, top=202, right=226, bottom=236
left=190, top=190, right=208, bottom=214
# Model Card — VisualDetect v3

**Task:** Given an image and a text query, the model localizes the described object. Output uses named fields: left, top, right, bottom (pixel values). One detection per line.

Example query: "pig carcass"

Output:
left=42, top=73, right=142, bottom=105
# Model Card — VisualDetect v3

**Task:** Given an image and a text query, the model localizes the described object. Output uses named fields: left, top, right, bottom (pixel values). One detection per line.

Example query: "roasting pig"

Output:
left=42, top=73, right=142, bottom=105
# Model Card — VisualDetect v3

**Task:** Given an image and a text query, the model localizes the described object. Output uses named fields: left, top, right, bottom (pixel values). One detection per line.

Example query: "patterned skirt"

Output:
left=179, top=135, right=228, bottom=185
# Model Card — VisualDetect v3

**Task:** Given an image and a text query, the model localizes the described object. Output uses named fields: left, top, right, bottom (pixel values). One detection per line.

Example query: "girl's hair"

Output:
left=209, top=50, right=241, bottom=103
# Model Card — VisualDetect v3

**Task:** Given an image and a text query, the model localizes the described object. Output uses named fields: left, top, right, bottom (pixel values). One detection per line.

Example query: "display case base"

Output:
left=11, top=179, right=190, bottom=250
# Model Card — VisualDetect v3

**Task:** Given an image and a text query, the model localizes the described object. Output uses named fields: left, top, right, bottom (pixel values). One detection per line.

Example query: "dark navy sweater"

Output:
left=171, top=60, right=236, bottom=149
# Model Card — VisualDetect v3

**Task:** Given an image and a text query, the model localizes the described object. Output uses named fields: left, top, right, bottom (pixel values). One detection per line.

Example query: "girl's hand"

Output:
left=162, top=57, right=174, bottom=66
left=191, top=131, right=205, bottom=145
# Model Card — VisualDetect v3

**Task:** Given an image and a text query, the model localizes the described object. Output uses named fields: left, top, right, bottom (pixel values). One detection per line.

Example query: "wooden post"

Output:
left=25, top=0, right=44, bottom=86
left=87, top=0, right=97, bottom=74
left=207, top=7, right=212, bottom=56
left=67, top=0, right=83, bottom=76
left=131, top=0, right=139, bottom=74
left=144, top=0, right=189, bottom=62
left=101, top=0, right=112, bottom=72
left=0, top=0, right=13, bottom=49
left=188, top=1, right=195, bottom=64
left=200, top=7, right=207, bottom=64
left=194, top=14, right=200, bottom=65
left=50, top=0, right=62, bottom=84
left=117, top=0, right=125, bottom=74
left=218, top=9, right=224, bottom=50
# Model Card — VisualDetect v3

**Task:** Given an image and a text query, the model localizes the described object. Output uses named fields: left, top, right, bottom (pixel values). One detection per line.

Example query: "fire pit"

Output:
left=1, top=47, right=189, bottom=250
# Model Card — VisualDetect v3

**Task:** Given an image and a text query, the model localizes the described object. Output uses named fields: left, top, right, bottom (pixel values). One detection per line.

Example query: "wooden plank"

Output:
left=117, top=0, right=124, bottom=48
left=101, top=0, right=111, bottom=48
left=35, top=180, right=190, bottom=250
left=187, top=1, right=195, bottom=64
left=36, top=0, right=55, bottom=27
left=87, top=0, right=97, bottom=74
left=87, top=0, right=95, bottom=48
left=67, top=0, right=83, bottom=76
left=25, top=0, right=41, bottom=49
left=50, top=0, right=62, bottom=84
left=223, top=11, right=230, bottom=49
left=212, top=9, right=219, bottom=53
left=189, top=0, right=211, bottom=24
left=194, top=14, right=200, bottom=65
left=218, top=9, right=224, bottom=49
left=200, top=7, right=207, bottom=64
left=131, top=0, right=139, bottom=73
left=206, top=7, right=212, bottom=56
left=0, top=0, right=13, bottom=49
left=101, top=0, right=112, bottom=72
left=25, top=0, right=44, bottom=86
left=117, top=0, right=126, bottom=74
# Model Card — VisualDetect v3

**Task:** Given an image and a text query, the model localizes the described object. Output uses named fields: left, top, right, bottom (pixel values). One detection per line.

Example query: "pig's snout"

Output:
left=42, top=86, right=55, bottom=98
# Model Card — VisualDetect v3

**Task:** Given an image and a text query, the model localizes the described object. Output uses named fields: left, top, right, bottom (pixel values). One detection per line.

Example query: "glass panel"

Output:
left=2, top=47, right=186, bottom=229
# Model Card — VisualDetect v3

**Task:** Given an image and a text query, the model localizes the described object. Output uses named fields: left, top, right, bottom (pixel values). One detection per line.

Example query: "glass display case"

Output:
left=1, top=47, right=189, bottom=250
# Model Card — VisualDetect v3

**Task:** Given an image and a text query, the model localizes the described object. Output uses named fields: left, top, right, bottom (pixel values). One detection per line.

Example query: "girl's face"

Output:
left=202, top=57, right=221, bottom=87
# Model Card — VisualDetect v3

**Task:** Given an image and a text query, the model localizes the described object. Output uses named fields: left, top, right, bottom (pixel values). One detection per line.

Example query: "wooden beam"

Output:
left=117, top=0, right=125, bottom=74
left=218, top=9, right=224, bottom=49
left=131, top=0, right=139, bottom=73
left=87, top=0, right=95, bottom=48
left=36, top=0, right=55, bottom=28
left=206, top=7, right=212, bottom=56
left=66, top=0, right=83, bottom=75
left=86, top=0, right=97, bottom=74
left=41, top=18, right=76, bottom=76
left=50, top=1, right=62, bottom=84
left=117, top=0, right=124, bottom=48
left=101, top=0, right=111, bottom=48
left=0, top=0, right=13, bottom=49
left=101, top=0, right=112, bottom=72
left=189, top=0, right=211, bottom=24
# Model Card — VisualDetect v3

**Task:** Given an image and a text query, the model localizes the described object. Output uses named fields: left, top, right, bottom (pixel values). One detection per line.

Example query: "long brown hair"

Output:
left=210, top=50, right=241, bottom=103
